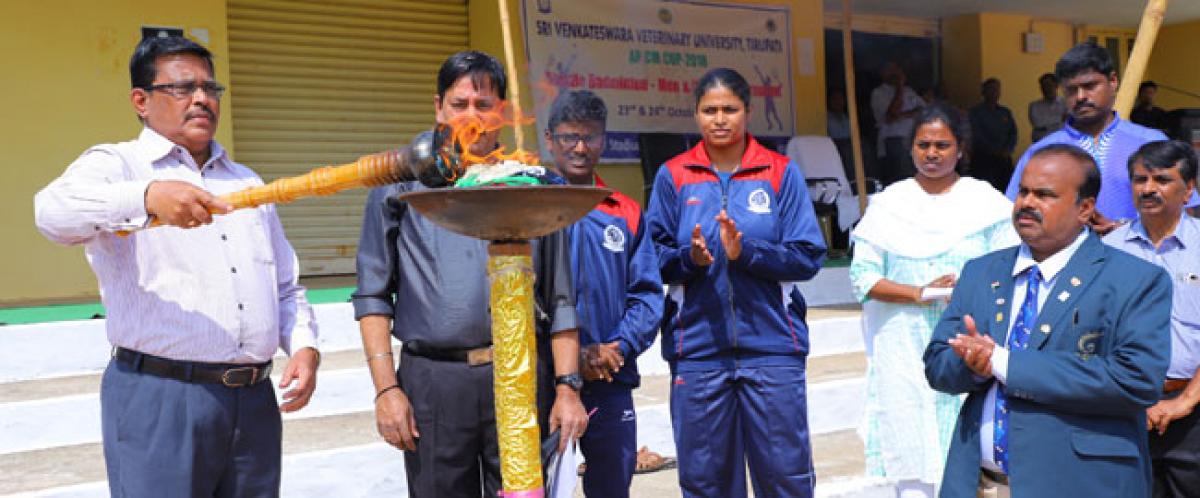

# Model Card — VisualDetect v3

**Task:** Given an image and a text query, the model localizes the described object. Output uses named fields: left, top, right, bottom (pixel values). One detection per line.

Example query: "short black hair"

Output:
left=1138, top=80, right=1158, bottom=93
left=909, top=103, right=967, bottom=150
left=981, top=78, right=1000, bottom=92
left=693, top=68, right=751, bottom=108
left=1030, top=144, right=1102, bottom=203
left=546, top=90, right=607, bottom=132
left=437, top=50, right=506, bottom=100
left=1127, top=140, right=1197, bottom=184
left=130, top=35, right=215, bottom=89
left=1038, top=73, right=1058, bottom=85
left=1055, top=42, right=1115, bottom=82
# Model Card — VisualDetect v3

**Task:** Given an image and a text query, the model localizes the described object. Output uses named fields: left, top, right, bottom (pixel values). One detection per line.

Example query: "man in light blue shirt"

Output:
left=34, top=35, right=320, bottom=498
left=1005, top=42, right=1199, bottom=234
left=1103, top=140, right=1200, bottom=498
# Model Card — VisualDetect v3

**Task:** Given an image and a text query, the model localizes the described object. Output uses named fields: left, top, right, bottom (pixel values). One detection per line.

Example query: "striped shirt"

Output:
left=34, top=127, right=317, bottom=364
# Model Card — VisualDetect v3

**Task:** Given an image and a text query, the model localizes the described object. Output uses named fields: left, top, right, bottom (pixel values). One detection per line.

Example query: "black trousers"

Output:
left=970, top=151, right=1014, bottom=194
left=1150, top=395, right=1200, bottom=498
left=399, top=351, right=502, bottom=498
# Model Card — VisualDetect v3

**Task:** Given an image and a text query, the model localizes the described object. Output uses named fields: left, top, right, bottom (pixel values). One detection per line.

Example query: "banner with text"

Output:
left=523, top=0, right=794, bottom=161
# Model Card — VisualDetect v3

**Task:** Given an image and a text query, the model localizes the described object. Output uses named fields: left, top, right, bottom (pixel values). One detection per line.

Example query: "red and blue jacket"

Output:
left=567, top=175, right=664, bottom=387
left=644, top=136, right=826, bottom=372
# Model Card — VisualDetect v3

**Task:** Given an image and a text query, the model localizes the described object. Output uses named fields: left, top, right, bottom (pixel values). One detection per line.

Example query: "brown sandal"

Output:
left=634, top=446, right=676, bottom=474
left=577, top=447, right=677, bottom=476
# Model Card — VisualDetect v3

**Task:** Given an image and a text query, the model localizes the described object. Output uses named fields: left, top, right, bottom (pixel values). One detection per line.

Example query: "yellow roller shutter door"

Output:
left=227, top=0, right=468, bottom=275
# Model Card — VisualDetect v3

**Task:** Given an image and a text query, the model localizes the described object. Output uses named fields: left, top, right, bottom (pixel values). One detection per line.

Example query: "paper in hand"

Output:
left=542, top=429, right=578, bottom=498
left=920, top=286, right=954, bottom=302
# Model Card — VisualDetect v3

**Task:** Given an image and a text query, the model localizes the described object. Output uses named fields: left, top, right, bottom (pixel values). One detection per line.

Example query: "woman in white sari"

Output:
left=849, top=104, right=1018, bottom=498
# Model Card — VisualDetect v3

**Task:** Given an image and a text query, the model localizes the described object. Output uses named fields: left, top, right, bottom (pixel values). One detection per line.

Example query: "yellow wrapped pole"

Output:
left=1114, top=0, right=1169, bottom=118
left=487, top=241, right=544, bottom=497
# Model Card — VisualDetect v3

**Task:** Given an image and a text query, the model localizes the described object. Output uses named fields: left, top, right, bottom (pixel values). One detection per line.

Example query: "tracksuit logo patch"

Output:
left=602, top=225, right=625, bottom=252
left=748, top=188, right=771, bottom=213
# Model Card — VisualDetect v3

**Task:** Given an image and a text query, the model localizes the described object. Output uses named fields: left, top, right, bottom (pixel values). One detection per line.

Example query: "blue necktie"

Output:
left=994, top=265, right=1041, bottom=473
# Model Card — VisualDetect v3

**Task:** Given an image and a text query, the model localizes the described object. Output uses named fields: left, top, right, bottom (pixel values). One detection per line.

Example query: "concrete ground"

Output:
left=0, top=305, right=892, bottom=497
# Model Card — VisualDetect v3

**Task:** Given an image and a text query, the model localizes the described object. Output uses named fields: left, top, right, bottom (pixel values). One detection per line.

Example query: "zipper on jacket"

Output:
left=716, top=168, right=739, bottom=357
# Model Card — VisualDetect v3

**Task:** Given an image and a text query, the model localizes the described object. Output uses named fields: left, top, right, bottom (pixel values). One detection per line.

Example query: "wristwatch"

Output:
left=554, top=373, right=584, bottom=392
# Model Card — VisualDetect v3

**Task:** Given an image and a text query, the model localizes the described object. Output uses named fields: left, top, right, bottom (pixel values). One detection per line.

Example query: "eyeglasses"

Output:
left=145, top=81, right=226, bottom=100
left=551, top=133, right=604, bottom=149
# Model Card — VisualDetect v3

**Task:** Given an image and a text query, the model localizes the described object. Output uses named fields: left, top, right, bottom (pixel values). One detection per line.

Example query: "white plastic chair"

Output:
left=785, top=136, right=864, bottom=232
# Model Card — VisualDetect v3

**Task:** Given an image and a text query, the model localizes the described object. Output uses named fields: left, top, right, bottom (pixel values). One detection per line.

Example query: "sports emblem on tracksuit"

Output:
left=602, top=225, right=625, bottom=252
left=748, top=188, right=771, bottom=213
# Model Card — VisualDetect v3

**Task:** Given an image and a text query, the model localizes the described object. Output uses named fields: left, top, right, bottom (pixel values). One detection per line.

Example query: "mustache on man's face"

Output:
left=1014, top=208, right=1043, bottom=224
left=1139, top=192, right=1163, bottom=204
left=185, top=105, right=216, bottom=122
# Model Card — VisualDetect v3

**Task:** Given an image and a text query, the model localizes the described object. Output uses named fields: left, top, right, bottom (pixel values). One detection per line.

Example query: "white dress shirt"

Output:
left=35, top=127, right=318, bottom=364
left=1028, top=98, right=1067, bottom=135
left=979, top=229, right=1089, bottom=472
left=870, top=84, right=925, bottom=156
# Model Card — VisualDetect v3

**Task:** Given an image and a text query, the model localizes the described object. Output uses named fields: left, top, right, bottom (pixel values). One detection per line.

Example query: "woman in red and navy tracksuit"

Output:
left=644, top=68, right=827, bottom=498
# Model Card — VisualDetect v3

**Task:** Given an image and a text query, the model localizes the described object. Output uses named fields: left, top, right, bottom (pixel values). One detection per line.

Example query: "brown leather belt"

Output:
left=114, top=347, right=272, bottom=388
left=1164, top=378, right=1191, bottom=394
left=403, top=343, right=493, bottom=366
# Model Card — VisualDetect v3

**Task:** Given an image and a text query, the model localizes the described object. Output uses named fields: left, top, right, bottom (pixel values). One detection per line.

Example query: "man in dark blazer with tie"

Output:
left=925, top=143, right=1173, bottom=497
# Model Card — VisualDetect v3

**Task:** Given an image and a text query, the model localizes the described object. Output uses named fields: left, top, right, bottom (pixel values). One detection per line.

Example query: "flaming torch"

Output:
left=119, top=125, right=462, bottom=234
left=399, top=106, right=607, bottom=497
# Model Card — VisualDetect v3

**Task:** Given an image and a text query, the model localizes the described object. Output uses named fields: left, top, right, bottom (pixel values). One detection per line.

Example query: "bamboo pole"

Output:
left=497, top=0, right=527, bottom=152
left=1115, top=0, right=1169, bottom=118
left=842, top=0, right=868, bottom=213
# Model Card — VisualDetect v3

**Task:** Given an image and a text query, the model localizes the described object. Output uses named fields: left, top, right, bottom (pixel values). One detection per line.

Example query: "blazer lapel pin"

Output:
left=1070, top=276, right=1081, bottom=287
left=1057, top=290, right=1070, bottom=302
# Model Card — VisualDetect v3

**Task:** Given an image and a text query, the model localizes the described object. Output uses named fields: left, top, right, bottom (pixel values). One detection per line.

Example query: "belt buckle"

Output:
left=221, top=366, right=258, bottom=388
left=467, top=347, right=493, bottom=366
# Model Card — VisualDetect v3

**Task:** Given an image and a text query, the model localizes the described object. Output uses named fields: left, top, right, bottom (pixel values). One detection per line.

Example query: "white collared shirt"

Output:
left=1028, top=98, right=1067, bottom=131
left=870, top=84, right=925, bottom=155
left=34, top=128, right=317, bottom=363
left=979, top=229, right=1089, bottom=472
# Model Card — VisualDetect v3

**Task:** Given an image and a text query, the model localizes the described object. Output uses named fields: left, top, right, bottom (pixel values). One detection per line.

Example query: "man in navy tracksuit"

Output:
left=543, top=90, right=664, bottom=497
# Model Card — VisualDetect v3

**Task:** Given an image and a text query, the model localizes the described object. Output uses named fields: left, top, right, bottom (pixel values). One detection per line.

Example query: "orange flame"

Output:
left=449, top=101, right=539, bottom=167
